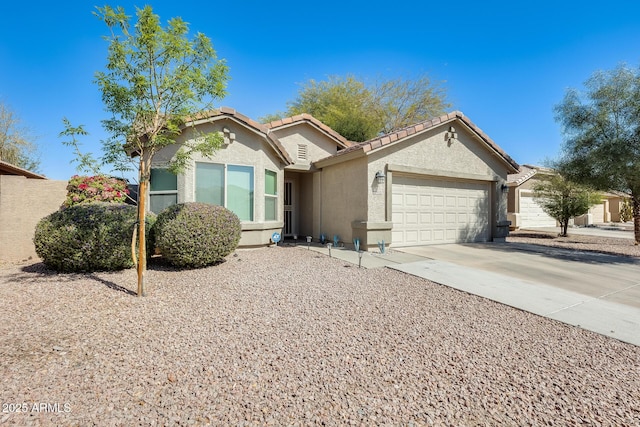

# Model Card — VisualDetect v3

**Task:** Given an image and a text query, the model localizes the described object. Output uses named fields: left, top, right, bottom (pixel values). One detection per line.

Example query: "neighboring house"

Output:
left=150, top=108, right=519, bottom=250
left=507, top=164, right=621, bottom=230
left=0, top=160, right=67, bottom=263
left=507, top=165, right=558, bottom=229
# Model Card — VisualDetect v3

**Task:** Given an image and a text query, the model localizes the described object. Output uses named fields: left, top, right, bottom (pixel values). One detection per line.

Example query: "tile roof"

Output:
left=319, top=111, right=519, bottom=172
left=187, top=107, right=293, bottom=164
left=265, top=113, right=351, bottom=148
left=0, top=160, right=47, bottom=179
left=507, top=164, right=537, bottom=185
left=507, top=164, right=555, bottom=185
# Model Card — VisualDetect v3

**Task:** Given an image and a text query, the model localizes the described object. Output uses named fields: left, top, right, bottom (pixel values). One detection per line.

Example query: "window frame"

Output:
left=195, top=161, right=255, bottom=222
left=149, top=168, right=178, bottom=214
left=264, top=169, right=278, bottom=221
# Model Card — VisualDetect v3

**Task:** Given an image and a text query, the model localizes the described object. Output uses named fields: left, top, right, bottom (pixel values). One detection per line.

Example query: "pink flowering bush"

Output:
left=63, top=175, right=130, bottom=208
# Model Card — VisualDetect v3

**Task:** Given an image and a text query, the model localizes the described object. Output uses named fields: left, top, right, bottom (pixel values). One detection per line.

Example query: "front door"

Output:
left=284, top=180, right=296, bottom=236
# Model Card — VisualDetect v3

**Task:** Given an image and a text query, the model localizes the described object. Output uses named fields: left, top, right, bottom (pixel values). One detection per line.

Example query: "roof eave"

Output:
left=0, top=160, right=47, bottom=179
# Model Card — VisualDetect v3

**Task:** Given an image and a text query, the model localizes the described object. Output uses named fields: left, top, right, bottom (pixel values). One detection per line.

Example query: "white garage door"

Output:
left=589, top=202, right=605, bottom=223
left=392, top=176, right=490, bottom=246
left=519, top=191, right=557, bottom=228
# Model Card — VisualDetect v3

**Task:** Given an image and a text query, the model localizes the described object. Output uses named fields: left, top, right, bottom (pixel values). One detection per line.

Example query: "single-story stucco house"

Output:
left=507, top=164, right=626, bottom=230
left=149, top=108, right=519, bottom=250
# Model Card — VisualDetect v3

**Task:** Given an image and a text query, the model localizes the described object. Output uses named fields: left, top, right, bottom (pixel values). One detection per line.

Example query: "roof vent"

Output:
left=297, top=144, right=308, bottom=160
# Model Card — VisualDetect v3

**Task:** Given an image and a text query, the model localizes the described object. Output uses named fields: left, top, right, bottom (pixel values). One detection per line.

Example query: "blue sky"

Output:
left=2, top=1, right=640, bottom=180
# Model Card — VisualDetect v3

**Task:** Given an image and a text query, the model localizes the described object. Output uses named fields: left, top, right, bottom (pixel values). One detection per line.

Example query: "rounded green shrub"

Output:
left=34, top=202, right=155, bottom=272
left=153, top=202, right=241, bottom=268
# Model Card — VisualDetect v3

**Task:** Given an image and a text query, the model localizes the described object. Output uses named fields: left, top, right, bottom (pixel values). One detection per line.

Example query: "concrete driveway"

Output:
left=391, top=243, right=640, bottom=346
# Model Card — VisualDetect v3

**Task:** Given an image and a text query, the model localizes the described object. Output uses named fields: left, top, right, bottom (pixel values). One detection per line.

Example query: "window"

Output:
left=196, top=163, right=224, bottom=205
left=227, top=165, right=254, bottom=221
left=195, top=162, right=254, bottom=221
left=149, top=168, right=177, bottom=213
left=265, top=169, right=277, bottom=221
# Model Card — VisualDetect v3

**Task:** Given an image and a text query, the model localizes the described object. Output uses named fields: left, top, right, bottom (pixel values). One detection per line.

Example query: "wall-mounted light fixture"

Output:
left=375, top=170, right=386, bottom=185
left=501, top=183, right=509, bottom=193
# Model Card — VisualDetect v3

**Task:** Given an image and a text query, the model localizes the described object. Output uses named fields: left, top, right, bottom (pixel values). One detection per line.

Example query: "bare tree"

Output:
left=0, top=102, right=40, bottom=171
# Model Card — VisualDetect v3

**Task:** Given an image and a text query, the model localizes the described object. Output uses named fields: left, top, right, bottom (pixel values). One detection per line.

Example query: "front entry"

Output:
left=284, top=180, right=297, bottom=236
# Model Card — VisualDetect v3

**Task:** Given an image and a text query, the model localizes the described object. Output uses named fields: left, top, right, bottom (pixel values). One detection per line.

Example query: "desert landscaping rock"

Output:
left=1, top=245, right=639, bottom=425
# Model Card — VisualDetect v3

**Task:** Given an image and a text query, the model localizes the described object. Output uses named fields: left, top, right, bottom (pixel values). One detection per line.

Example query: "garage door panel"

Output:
left=405, top=212, right=419, bottom=225
left=519, top=192, right=556, bottom=227
left=405, top=230, right=419, bottom=244
left=446, top=196, right=456, bottom=207
left=405, top=194, right=418, bottom=207
left=420, top=230, right=432, bottom=241
left=393, top=176, right=490, bottom=246
left=420, top=195, right=432, bottom=207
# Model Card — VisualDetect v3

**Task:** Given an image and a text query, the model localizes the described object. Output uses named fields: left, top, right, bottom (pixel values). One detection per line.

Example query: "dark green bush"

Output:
left=153, top=202, right=241, bottom=268
left=34, top=202, right=155, bottom=272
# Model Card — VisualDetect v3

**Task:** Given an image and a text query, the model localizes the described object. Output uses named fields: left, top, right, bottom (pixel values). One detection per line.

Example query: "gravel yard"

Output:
left=1, top=245, right=639, bottom=425
left=508, top=229, right=640, bottom=258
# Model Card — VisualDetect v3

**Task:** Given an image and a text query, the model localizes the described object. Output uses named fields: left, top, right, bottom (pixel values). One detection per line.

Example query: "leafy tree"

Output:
left=265, top=74, right=450, bottom=142
left=375, top=75, right=450, bottom=134
left=59, top=118, right=103, bottom=175
left=0, top=102, right=40, bottom=171
left=533, top=175, right=601, bottom=237
left=554, top=64, right=640, bottom=244
left=94, top=5, right=229, bottom=295
left=620, top=197, right=633, bottom=223
left=285, top=76, right=382, bottom=141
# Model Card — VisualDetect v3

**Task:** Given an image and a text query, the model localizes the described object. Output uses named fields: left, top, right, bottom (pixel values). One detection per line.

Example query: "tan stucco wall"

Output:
left=273, top=125, right=340, bottom=167
left=298, top=173, right=315, bottom=237
left=609, top=196, right=626, bottom=222
left=318, top=121, right=513, bottom=249
left=367, top=124, right=510, bottom=242
left=152, top=119, right=287, bottom=246
left=0, top=176, right=67, bottom=263
left=319, top=156, right=368, bottom=245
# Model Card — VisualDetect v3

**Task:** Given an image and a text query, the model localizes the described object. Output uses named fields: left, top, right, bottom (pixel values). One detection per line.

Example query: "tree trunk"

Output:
left=560, top=219, right=569, bottom=237
left=136, top=153, right=150, bottom=296
left=633, top=193, right=640, bottom=245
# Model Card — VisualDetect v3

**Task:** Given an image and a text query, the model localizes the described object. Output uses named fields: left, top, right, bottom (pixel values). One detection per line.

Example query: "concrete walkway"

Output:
left=304, top=242, right=640, bottom=347
left=304, top=244, right=425, bottom=268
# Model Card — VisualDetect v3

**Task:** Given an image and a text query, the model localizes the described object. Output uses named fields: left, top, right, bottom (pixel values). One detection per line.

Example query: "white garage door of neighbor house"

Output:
left=519, top=192, right=557, bottom=228
left=392, top=176, right=490, bottom=246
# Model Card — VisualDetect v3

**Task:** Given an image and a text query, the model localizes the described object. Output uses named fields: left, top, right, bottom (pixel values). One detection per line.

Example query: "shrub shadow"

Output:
left=7, top=262, right=137, bottom=296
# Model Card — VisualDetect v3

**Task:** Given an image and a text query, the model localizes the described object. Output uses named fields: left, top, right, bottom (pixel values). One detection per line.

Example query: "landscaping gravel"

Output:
left=508, top=229, right=640, bottom=258
left=1, top=246, right=639, bottom=426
